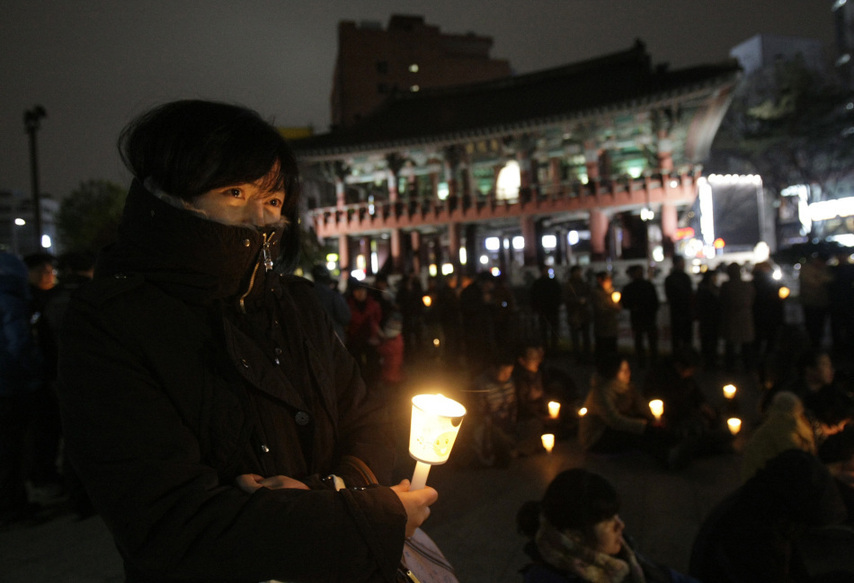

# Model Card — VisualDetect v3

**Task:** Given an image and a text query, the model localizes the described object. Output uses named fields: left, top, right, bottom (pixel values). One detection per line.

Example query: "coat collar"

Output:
left=97, top=179, right=282, bottom=305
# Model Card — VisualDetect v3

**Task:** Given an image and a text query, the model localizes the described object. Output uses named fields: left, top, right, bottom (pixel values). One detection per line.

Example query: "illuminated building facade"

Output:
left=295, top=41, right=739, bottom=279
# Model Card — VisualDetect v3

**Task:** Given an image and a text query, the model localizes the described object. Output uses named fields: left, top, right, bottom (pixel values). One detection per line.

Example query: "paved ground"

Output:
left=2, top=354, right=852, bottom=582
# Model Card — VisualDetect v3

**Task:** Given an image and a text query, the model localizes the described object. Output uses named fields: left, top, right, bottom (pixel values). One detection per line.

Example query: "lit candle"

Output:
left=578, top=407, right=588, bottom=417
left=422, top=295, right=433, bottom=307
left=409, top=394, right=466, bottom=490
left=432, top=338, right=441, bottom=347
left=722, top=384, right=737, bottom=400
left=541, top=433, right=555, bottom=453
left=778, top=286, right=790, bottom=300
left=548, top=401, right=561, bottom=419
left=649, top=399, right=664, bottom=421
left=727, top=417, right=742, bottom=435
left=611, top=291, right=621, bottom=303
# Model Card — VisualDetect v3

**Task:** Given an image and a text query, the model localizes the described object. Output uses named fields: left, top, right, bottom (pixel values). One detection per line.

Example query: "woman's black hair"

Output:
left=517, top=469, right=620, bottom=544
left=118, top=100, right=302, bottom=270
left=595, top=352, right=626, bottom=381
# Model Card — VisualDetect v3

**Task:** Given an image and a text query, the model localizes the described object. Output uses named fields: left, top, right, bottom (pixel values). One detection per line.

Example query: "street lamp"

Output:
left=24, top=105, right=47, bottom=250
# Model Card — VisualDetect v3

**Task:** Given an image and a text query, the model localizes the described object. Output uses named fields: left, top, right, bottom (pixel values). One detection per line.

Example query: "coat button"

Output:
left=295, top=411, right=310, bottom=426
left=260, top=444, right=270, bottom=453
left=274, top=347, right=283, bottom=355
left=240, top=358, right=249, bottom=368
left=243, top=239, right=251, bottom=247
left=273, top=358, right=280, bottom=366
left=114, top=273, right=127, bottom=279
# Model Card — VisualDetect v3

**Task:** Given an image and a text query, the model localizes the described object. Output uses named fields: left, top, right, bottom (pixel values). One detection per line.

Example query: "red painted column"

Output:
left=589, top=209, right=610, bottom=260
left=338, top=234, right=350, bottom=271
left=521, top=216, right=538, bottom=267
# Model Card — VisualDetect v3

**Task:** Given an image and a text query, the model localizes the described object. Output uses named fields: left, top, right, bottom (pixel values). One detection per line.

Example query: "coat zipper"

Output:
left=238, top=231, right=274, bottom=313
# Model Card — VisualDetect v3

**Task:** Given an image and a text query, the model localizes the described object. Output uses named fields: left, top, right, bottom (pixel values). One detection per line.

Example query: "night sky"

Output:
left=1, top=0, right=835, bottom=200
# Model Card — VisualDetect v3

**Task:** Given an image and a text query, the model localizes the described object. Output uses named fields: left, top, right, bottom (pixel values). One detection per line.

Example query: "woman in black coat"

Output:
left=57, top=100, right=436, bottom=583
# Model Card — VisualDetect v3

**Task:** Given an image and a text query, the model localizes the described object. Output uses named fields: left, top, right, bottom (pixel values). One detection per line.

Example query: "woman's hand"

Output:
left=235, top=473, right=310, bottom=494
left=390, top=479, right=439, bottom=538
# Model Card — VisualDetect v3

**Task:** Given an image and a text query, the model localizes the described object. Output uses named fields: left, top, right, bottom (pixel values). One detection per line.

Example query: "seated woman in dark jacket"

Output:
left=57, top=100, right=436, bottom=583
left=518, top=468, right=698, bottom=583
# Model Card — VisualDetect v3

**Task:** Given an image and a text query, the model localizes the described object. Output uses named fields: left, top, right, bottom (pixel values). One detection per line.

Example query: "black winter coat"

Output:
left=58, top=181, right=406, bottom=583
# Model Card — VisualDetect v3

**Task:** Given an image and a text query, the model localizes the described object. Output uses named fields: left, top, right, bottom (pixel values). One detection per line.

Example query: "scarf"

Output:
left=535, top=517, right=645, bottom=583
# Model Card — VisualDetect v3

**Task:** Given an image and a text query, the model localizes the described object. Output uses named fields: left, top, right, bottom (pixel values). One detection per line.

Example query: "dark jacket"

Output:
left=57, top=181, right=406, bottom=583
left=621, top=278, right=660, bottom=330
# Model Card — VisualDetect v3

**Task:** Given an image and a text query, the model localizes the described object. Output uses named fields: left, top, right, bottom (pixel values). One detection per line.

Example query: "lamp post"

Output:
left=24, top=105, right=47, bottom=250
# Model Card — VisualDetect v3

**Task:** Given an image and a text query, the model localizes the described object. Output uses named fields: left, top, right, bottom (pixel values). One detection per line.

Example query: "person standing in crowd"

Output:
left=564, top=265, right=592, bottom=363
left=799, top=253, right=833, bottom=348
left=665, top=256, right=694, bottom=350
left=57, top=100, right=435, bottom=582
left=530, top=266, right=563, bottom=353
left=591, top=271, right=621, bottom=365
left=346, top=281, right=383, bottom=388
left=22, top=251, right=64, bottom=497
left=370, top=273, right=396, bottom=328
left=310, top=264, right=351, bottom=344
left=0, top=252, right=46, bottom=526
left=620, top=264, right=660, bottom=369
left=695, top=270, right=721, bottom=369
left=459, top=271, right=497, bottom=373
left=752, top=261, right=784, bottom=363
left=395, top=271, right=426, bottom=361
left=518, top=468, right=699, bottom=583
left=720, top=262, right=756, bottom=372
left=42, top=251, right=96, bottom=518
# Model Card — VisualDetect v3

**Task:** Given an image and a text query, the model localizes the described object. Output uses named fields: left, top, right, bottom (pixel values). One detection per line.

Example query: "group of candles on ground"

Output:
left=407, top=384, right=744, bottom=487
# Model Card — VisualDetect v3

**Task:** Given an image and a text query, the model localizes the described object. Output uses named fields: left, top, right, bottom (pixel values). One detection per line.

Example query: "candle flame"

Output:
left=541, top=433, right=555, bottom=453
left=548, top=401, right=561, bottom=419
left=778, top=286, right=790, bottom=300
left=578, top=407, right=588, bottom=417
left=422, top=295, right=433, bottom=307
left=649, top=399, right=664, bottom=420
left=723, top=384, right=737, bottom=399
left=727, top=417, right=742, bottom=435
left=611, top=291, right=621, bottom=303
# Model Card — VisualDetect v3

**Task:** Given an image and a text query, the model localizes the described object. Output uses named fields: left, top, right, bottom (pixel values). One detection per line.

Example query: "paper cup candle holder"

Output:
left=409, top=394, right=466, bottom=490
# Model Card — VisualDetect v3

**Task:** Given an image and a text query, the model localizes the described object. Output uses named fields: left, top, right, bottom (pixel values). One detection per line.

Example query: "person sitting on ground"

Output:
left=578, top=354, right=652, bottom=455
left=513, top=344, right=550, bottom=455
left=642, top=347, right=732, bottom=458
left=469, top=352, right=519, bottom=467
left=690, top=449, right=848, bottom=583
left=741, top=391, right=817, bottom=483
left=518, top=468, right=699, bottom=583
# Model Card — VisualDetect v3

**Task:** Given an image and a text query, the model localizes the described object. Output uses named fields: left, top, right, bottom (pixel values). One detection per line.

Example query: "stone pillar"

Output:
left=589, top=209, right=610, bottom=260
left=338, top=234, right=350, bottom=271
left=521, top=216, right=538, bottom=267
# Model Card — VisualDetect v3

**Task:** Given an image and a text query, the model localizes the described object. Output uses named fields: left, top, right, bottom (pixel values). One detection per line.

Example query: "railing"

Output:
left=309, top=171, right=699, bottom=237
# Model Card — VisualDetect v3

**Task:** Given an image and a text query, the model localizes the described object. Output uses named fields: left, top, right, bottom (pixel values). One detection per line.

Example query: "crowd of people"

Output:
left=1, top=98, right=852, bottom=582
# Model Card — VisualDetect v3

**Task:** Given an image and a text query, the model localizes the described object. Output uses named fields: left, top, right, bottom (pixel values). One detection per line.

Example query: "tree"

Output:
left=710, top=56, right=854, bottom=239
left=57, top=179, right=127, bottom=253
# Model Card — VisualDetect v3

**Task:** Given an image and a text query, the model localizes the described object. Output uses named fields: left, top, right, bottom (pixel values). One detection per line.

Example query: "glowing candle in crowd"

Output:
left=722, top=384, right=737, bottom=399
left=727, top=417, right=742, bottom=435
left=541, top=434, right=555, bottom=453
left=611, top=291, right=621, bottom=303
left=778, top=286, right=790, bottom=299
left=649, top=399, right=664, bottom=421
left=578, top=407, right=588, bottom=417
left=548, top=401, right=561, bottom=419
left=422, top=295, right=433, bottom=307
left=409, top=394, right=466, bottom=490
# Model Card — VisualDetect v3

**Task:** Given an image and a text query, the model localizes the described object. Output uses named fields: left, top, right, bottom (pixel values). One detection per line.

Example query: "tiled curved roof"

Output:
left=293, top=41, right=740, bottom=157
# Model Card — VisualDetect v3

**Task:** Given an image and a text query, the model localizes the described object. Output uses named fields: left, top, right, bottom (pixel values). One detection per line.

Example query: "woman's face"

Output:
left=592, top=514, right=625, bottom=555
left=192, top=174, right=285, bottom=227
left=616, top=360, right=631, bottom=384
